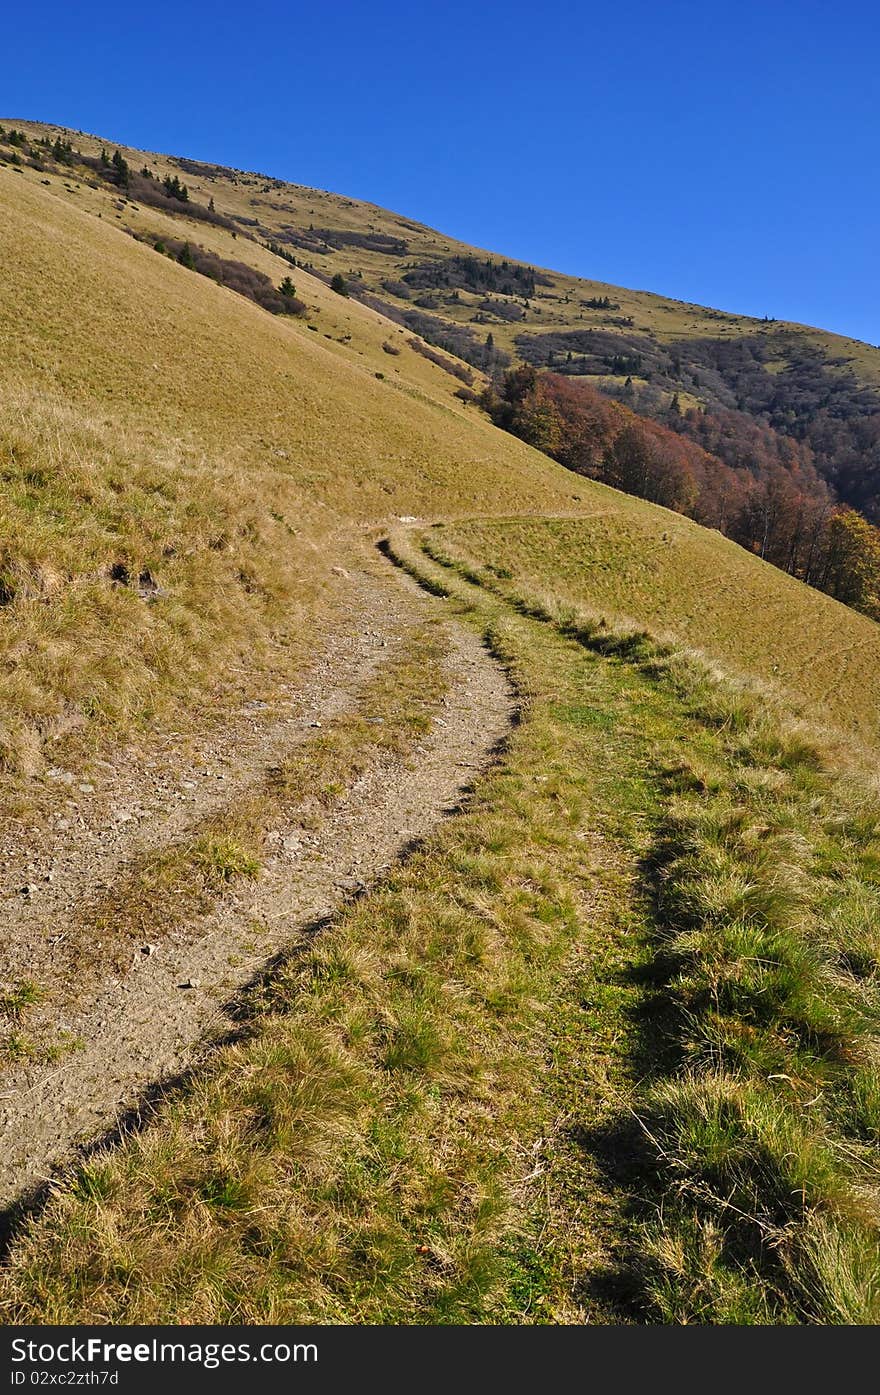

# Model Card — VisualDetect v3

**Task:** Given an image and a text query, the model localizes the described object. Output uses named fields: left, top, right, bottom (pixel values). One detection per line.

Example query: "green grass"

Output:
left=424, top=516, right=880, bottom=754
left=2, top=533, right=878, bottom=1324
left=0, top=549, right=665, bottom=1322
left=0, top=980, right=44, bottom=1021
left=388, top=533, right=880, bottom=1324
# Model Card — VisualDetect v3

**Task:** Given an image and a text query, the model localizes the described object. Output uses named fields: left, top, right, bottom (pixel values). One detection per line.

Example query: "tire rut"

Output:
left=0, top=557, right=514, bottom=1205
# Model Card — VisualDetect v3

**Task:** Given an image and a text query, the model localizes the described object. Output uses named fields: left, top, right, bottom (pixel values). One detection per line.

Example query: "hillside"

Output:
left=1, top=119, right=878, bottom=779
left=7, top=118, right=880, bottom=526
left=427, top=512, right=880, bottom=752
left=0, top=140, right=583, bottom=782
left=0, top=119, right=879, bottom=1328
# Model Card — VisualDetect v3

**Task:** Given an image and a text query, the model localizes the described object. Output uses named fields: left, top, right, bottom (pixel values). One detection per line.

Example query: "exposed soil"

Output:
left=0, top=555, right=513, bottom=1205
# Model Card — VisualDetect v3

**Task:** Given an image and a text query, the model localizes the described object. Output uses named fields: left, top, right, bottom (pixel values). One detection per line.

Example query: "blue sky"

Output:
left=5, top=0, right=879, bottom=343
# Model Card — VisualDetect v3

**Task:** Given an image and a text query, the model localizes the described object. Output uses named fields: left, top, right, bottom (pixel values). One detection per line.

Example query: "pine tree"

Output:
left=112, top=149, right=130, bottom=187
left=163, top=174, right=189, bottom=203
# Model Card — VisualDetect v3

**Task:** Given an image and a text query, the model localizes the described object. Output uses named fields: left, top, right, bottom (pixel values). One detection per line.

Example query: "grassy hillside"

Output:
left=1, top=118, right=880, bottom=1327
left=0, top=161, right=582, bottom=785
left=10, top=120, right=880, bottom=408
left=424, top=514, right=880, bottom=753
left=8, top=117, right=880, bottom=530
left=0, top=162, right=579, bottom=510
left=3, top=531, right=879, bottom=1325
left=3, top=139, right=877, bottom=780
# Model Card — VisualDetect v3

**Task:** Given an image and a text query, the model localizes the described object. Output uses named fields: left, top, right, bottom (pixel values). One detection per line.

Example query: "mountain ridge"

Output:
left=7, top=116, right=877, bottom=528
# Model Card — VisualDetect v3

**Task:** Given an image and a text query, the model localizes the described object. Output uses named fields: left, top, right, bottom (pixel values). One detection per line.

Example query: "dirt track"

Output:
left=0, top=555, right=513, bottom=1205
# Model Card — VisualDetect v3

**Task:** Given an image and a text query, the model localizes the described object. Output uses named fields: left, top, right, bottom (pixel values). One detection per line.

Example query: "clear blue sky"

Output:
left=5, top=0, right=879, bottom=343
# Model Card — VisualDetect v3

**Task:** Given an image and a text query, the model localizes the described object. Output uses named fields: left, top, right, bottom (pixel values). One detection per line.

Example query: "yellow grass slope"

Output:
left=432, top=512, right=880, bottom=753
left=16, top=119, right=880, bottom=396
left=22, top=117, right=879, bottom=391
left=0, top=167, right=583, bottom=780
left=0, top=169, right=582, bottom=517
left=2, top=148, right=879, bottom=784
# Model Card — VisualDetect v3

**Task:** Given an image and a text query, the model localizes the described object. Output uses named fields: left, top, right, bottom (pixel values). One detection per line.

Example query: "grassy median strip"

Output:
left=0, top=620, right=451, bottom=1059
left=84, top=617, right=451, bottom=963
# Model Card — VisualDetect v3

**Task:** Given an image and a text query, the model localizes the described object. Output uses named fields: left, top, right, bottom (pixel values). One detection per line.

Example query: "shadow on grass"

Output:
left=559, top=771, right=719, bottom=1320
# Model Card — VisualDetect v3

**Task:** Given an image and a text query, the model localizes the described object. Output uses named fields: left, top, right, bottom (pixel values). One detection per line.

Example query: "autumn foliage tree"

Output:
left=483, top=367, right=880, bottom=622
left=485, top=367, right=705, bottom=511
left=820, top=508, right=880, bottom=618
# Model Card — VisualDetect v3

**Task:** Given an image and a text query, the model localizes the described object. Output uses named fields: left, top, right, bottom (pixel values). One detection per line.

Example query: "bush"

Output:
left=407, top=338, right=473, bottom=385
left=330, top=273, right=349, bottom=297
left=152, top=236, right=306, bottom=317
left=163, top=173, right=189, bottom=203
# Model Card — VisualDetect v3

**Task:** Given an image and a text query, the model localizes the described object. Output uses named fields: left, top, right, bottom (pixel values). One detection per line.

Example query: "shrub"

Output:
left=162, top=173, right=189, bottom=203
left=154, top=235, right=306, bottom=318
left=407, top=338, right=473, bottom=385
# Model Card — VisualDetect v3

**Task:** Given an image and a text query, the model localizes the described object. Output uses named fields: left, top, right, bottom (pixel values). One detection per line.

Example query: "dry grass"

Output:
left=0, top=387, right=328, bottom=777
left=0, top=165, right=578, bottom=520
left=14, top=117, right=878, bottom=393
left=0, top=164, right=582, bottom=792
left=3, top=122, right=880, bottom=1327
left=4, top=532, right=878, bottom=1324
left=424, top=515, right=880, bottom=753
left=6, top=140, right=876, bottom=794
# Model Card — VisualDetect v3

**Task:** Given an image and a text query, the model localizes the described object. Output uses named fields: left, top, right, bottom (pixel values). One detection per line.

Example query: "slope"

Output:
left=0, top=161, right=581, bottom=784
left=9, top=117, right=880, bottom=524
left=424, top=513, right=880, bottom=753
left=10, top=120, right=880, bottom=422
left=1, top=119, right=880, bottom=1329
